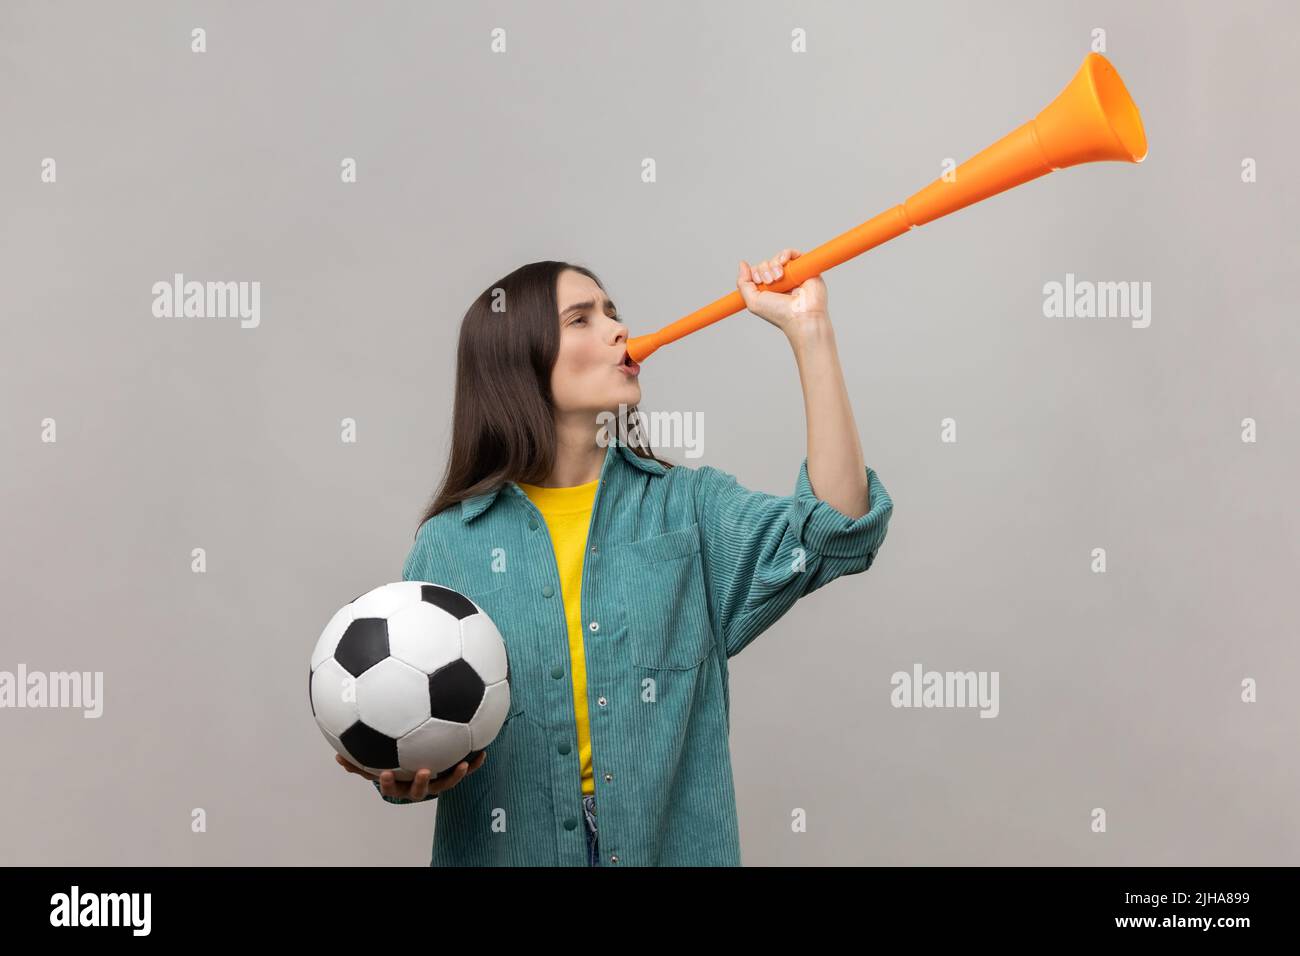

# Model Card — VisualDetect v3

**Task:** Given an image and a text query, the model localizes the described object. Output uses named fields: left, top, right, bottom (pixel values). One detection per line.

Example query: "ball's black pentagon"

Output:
left=340, top=721, right=399, bottom=770
left=334, top=617, right=389, bottom=677
left=428, top=658, right=486, bottom=723
left=421, top=584, right=478, bottom=621
left=309, top=669, right=316, bottom=717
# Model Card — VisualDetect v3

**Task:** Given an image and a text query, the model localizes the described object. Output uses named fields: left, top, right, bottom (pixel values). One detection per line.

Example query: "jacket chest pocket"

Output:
left=463, top=581, right=528, bottom=719
left=613, top=523, right=712, bottom=670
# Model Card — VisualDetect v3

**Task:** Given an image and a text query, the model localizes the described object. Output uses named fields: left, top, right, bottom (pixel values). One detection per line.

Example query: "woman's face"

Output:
left=551, top=269, right=641, bottom=420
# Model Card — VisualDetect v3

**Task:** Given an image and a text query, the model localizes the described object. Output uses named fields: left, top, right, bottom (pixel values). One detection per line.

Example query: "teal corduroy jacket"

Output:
left=375, top=439, right=893, bottom=866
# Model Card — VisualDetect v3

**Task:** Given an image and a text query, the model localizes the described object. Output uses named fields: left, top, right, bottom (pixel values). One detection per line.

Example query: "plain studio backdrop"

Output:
left=2, top=1, right=1297, bottom=866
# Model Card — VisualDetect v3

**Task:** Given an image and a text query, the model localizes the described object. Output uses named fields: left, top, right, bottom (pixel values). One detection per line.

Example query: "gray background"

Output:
left=2, top=0, right=1297, bottom=866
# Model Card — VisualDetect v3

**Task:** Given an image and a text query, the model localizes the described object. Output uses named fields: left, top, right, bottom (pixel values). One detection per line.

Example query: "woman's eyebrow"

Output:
left=560, top=298, right=618, bottom=319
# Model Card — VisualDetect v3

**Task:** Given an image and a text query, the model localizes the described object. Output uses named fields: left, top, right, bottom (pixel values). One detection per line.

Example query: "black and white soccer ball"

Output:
left=310, top=581, right=511, bottom=781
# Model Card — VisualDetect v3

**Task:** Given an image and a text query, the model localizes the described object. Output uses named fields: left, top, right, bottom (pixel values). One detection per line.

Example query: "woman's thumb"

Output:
left=737, top=261, right=758, bottom=305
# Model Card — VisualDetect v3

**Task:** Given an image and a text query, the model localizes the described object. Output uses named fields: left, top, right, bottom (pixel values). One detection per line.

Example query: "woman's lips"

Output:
left=617, top=359, right=640, bottom=377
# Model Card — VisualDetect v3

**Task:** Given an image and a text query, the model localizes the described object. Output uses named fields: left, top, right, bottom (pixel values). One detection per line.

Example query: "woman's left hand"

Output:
left=737, top=248, right=829, bottom=336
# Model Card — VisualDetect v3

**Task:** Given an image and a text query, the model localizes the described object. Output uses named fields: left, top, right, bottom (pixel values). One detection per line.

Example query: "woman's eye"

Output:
left=569, top=313, right=623, bottom=328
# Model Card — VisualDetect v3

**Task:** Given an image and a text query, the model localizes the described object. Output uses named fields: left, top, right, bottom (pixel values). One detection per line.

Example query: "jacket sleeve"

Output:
left=692, top=457, right=893, bottom=659
left=373, top=520, right=442, bottom=805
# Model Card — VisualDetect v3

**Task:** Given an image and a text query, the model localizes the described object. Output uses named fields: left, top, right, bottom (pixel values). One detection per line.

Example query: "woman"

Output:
left=337, top=249, right=894, bottom=866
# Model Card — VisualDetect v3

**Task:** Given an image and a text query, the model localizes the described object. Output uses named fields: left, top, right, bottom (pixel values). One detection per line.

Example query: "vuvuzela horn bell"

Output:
left=625, top=52, right=1148, bottom=364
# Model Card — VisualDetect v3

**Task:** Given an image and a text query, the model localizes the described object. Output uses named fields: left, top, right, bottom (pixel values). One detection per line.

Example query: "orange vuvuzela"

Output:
left=625, top=52, right=1148, bottom=364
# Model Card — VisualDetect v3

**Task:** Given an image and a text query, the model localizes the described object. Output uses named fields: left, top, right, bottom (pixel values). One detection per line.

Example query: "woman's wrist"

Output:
left=785, top=311, right=834, bottom=354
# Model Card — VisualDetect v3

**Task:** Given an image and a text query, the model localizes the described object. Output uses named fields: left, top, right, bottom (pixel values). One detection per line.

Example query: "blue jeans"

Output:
left=582, top=793, right=600, bottom=867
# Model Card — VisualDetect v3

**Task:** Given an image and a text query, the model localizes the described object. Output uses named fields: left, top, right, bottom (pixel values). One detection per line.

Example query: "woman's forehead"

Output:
left=557, top=281, right=618, bottom=324
left=557, top=269, right=606, bottom=305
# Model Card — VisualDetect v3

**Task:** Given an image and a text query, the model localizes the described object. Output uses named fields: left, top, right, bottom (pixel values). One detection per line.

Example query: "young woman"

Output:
left=336, top=249, right=894, bottom=866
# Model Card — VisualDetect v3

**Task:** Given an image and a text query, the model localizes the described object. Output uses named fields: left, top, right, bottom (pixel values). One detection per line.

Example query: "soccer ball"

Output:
left=310, top=581, right=511, bottom=781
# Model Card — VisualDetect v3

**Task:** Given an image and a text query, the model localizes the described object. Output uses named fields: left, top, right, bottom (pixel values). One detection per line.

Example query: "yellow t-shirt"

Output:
left=517, top=477, right=599, bottom=796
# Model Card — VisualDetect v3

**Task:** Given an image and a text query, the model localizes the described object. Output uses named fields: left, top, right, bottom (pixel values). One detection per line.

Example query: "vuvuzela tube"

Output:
left=625, top=52, right=1147, bottom=364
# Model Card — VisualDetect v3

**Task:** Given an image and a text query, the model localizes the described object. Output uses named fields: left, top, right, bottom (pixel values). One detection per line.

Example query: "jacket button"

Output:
left=588, top=621, right=599, bottom=632
left=558, top=741, right=571, bottom=755
left=542, top=585, right=554, bottom=598
left=604, top=772, right=613, bottom=782
left=551, top=666, right=564, bottom=680
left=609, top=854, right=619, bottom=864
left=529, top=518, right=539, bottom=531
left=563, top=817, right=578, bottom=831
left=597, top=696, right=607, bottom=707
left=590, top=545, right=599, bottom=554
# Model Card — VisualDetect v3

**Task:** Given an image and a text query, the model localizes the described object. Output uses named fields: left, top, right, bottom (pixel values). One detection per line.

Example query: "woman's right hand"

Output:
left=335, top=751, right=487, bottom=799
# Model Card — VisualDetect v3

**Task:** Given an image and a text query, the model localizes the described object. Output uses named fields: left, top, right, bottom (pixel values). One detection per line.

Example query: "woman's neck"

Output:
left=537, top=417, right=605, bottom=488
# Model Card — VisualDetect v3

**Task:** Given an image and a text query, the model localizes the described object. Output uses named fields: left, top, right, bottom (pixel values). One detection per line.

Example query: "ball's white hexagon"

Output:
left=355, top=657, right=432, bottom=738
left=468, top=679, right=511, bottom=750
left=350, top=581, right=425, bottom=620
left=387, top=601, right=463, bottom=674
left=397, top=718, right=474, bottom=777
left=311, top=657, right=361, bottom=737
left=311, top=604, right=355, bottom=672
left=460, top=612, right=508, bottom=685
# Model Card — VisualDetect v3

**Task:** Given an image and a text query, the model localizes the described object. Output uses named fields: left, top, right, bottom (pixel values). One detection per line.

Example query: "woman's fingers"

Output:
left=767, top=250, right=800, bottom=282
left=408, top=768, right=432, bottom=801
left=439, top=761, right=470, bottom=792
left=750, top=250, right=801, bottom=285
left=342, top=752, right=486, bottom=798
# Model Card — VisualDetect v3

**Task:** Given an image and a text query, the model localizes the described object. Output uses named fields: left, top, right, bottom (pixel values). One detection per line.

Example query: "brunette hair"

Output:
left=416, top=261, right=672, bottom=532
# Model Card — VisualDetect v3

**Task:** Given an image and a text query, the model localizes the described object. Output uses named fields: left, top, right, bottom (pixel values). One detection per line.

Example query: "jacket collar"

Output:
left=460, top=440, right=667, bottom=524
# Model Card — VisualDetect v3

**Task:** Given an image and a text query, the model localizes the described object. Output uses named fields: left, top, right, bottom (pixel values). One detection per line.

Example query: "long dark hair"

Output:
left=415, top=261, right=673, bottom=532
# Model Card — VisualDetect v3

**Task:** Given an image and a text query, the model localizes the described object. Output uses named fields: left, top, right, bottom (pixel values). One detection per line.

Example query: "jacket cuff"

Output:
left=788, top=458, right=893, bottom=559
